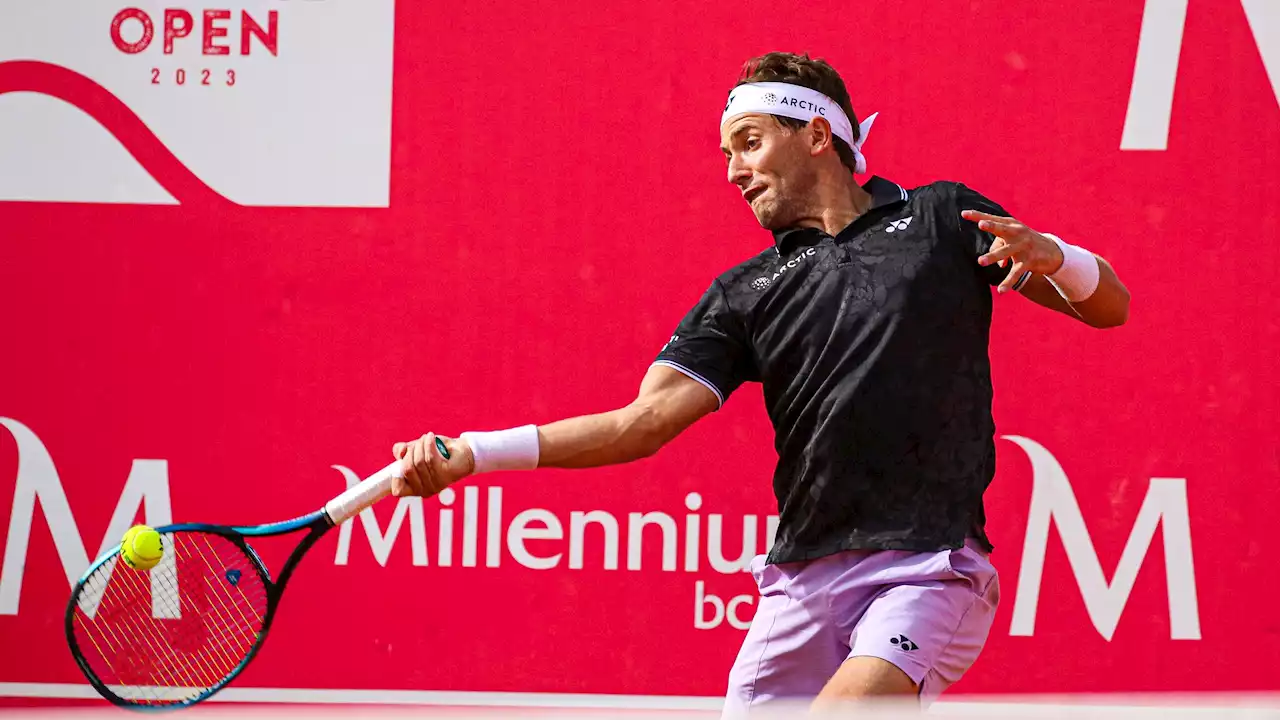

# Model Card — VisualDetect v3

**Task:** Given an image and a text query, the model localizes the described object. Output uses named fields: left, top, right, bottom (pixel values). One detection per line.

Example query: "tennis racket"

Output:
left=64, top=439, right=448, bottom=709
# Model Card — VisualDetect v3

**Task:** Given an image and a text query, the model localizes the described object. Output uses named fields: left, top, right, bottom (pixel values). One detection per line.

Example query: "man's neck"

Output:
left=791, top=174, right=873, bottom=236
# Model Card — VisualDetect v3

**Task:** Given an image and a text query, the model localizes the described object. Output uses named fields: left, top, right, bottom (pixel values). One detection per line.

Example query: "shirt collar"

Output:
left=770, top=176, right=909, bottom=253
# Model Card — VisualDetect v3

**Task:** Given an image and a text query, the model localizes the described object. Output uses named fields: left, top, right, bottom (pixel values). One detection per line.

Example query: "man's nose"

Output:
left=727, top=156, right=751, bottom=187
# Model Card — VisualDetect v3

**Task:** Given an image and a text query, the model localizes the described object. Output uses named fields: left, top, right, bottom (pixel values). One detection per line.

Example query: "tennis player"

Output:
left=390, top=52, right=1130, bottom=714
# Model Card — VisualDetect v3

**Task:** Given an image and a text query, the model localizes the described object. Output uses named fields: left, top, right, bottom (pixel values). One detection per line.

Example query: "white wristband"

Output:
left=1044, top=233, right=1101, bottom=302
left=460, top=425, right=540, bottom=474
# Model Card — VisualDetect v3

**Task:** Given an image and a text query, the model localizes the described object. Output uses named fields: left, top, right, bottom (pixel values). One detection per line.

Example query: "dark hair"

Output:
left=736, top=52, right=859, bottom=172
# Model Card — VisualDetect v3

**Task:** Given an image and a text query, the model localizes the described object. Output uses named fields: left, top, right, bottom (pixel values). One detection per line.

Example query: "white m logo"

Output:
left=1122, top=0, right=1279, bottom=149
left=0, top=417, right=174, bottom=617
left=1005, top=435, right=1201, bottom=640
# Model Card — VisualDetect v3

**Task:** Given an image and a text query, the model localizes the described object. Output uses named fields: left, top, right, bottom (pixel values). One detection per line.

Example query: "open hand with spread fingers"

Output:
left=962, top=209, right=1066, bottom=294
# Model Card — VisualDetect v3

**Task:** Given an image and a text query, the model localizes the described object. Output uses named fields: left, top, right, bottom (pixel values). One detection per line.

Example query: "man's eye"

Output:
left=746, top=138, right=760, bottom=150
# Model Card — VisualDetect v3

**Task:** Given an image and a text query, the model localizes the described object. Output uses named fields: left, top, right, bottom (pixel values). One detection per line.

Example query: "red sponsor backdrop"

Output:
left=2, top=0, right=1278, bottom=702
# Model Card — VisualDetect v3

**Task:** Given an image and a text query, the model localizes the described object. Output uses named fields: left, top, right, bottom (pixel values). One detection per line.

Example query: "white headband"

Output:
left=721, top=82, right=878, bottom=174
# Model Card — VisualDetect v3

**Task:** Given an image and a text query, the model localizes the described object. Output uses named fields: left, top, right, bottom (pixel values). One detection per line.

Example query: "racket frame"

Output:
left=65, top=451, right=435, bottom=709
left=64, top=509, right=336, bottom=710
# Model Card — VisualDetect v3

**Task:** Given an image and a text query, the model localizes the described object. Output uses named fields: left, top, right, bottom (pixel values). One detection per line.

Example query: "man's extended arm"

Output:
left=538, top=364, right=719, bottom=467
left=389, top=365, right=719, bottom=497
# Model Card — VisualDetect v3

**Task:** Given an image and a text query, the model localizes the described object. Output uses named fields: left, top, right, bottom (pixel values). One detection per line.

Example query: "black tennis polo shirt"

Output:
left=654, top=176, right=1015, bottom=564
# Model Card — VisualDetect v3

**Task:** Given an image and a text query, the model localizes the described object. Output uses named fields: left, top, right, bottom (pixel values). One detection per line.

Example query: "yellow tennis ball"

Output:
left=120, top=525, right=164, bottom=571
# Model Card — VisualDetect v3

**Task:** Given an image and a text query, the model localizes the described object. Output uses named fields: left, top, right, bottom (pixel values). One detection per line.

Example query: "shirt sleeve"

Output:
left=652, top=279, right=755, bottom=408
left=951, top=182, right=1022, bottom=288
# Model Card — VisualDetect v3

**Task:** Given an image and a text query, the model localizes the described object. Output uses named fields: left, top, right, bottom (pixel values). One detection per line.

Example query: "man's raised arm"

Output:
left=960, top=206, right=1131, bottom=329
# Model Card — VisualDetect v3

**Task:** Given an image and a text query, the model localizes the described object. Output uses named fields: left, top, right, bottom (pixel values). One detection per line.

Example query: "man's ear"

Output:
left=806, top=116, right=836, bottom=158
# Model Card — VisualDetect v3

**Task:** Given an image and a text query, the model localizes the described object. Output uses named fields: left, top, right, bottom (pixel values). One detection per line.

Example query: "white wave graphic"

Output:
left=0, top=93, right=176, bottom=204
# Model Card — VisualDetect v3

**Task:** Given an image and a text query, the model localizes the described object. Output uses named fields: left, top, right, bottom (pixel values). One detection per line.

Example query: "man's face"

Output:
left=720, top=114, right=818, bottom=230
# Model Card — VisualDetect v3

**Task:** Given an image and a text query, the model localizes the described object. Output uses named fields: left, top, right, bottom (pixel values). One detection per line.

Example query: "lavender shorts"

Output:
left=721, top=539, right=999, bottom=716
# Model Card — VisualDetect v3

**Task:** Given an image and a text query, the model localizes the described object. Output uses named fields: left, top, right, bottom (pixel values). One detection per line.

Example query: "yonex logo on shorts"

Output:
left=890, top=634, right=918, bottom=651
left=886, top=217, right=913, bottom=233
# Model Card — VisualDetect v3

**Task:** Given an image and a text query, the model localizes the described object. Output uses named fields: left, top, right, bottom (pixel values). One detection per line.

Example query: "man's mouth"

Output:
left=743, top=186, right=765, bottom=204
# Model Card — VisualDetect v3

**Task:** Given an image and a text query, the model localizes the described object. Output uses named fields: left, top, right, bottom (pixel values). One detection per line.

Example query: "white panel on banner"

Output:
left=0, top=2, right=394, bottom=206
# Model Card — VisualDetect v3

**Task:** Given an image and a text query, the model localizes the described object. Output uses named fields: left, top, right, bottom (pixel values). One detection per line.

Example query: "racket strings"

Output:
left=71, top=531, right=270, bottom=706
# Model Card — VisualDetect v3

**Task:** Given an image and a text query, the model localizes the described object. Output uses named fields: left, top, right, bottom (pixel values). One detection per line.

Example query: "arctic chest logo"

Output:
left=753, top=247, right=817, bottom=290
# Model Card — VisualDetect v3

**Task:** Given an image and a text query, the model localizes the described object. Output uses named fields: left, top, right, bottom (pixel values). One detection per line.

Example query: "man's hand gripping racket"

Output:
left=65, top=436, right=458, bottom=709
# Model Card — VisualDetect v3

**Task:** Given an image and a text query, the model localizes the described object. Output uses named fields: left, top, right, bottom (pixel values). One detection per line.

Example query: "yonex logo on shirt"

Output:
left=886, top=217, right=913, bottom=233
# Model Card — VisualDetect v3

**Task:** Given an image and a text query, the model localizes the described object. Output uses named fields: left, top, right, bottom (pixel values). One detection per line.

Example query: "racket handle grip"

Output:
left=323, top=461, right=399, bottom=525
